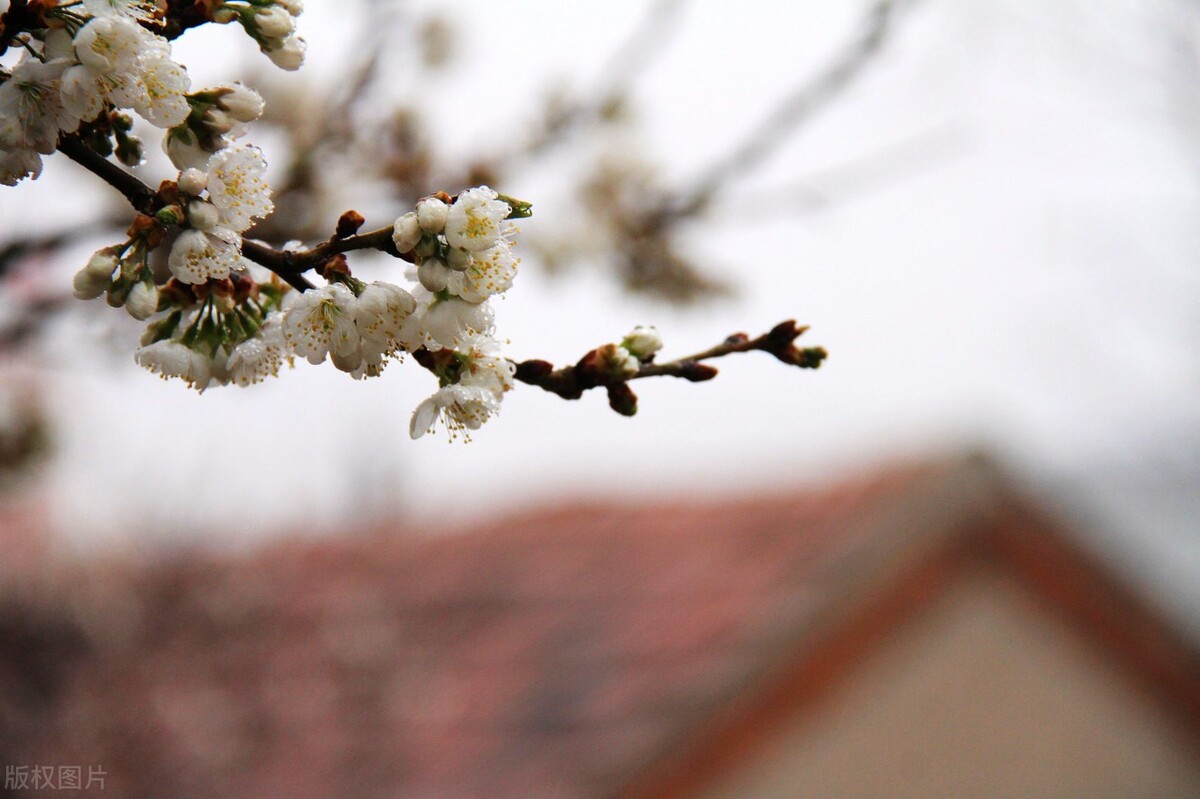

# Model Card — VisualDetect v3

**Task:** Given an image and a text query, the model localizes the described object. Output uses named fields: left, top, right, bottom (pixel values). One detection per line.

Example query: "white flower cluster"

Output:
left=393, top=187, right=521, bottom=307
left=0, top=0, right=192, bottom=184
left=8, top=5, right=533, bottom=441
left=169, top=143, right=273, bottom=283
left=115, top=188, right=523, bottom=441
left=0, top=0, right=302, bottom=186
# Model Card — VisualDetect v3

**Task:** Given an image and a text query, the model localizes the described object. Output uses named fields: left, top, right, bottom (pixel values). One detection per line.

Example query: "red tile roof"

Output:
left=0, top=457, right=1194, bottom=798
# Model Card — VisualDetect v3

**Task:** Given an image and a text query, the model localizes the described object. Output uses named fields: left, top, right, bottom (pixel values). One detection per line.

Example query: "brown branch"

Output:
left=240, top=225, right=410, bottom=289
left=54, top=137, right=422, bottom=292
left=0, top=0, right=30, bottom=59
left=58, top=137, right=159, bottom=215
left=512, top=319, right=826, bottom=412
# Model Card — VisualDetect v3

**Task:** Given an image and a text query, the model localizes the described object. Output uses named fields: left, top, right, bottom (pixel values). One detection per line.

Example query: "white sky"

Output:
left=2, top=1, right=1197, bottom=626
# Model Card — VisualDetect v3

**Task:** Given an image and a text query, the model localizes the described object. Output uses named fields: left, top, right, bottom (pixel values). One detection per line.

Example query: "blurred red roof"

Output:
left=0, top=455, right=1195, bottom=797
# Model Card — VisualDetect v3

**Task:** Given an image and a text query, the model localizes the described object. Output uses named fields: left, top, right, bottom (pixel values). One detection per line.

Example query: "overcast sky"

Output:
left=3, top=0, right=1197, bottom=626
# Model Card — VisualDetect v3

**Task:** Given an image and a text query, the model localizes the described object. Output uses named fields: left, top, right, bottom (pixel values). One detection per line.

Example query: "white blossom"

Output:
left=132, top=56, right=191, bottom=128
left=0, top=57, right=74, bottom=153
left=43, top=30, right=77, bottom=62
left=73, top=16, right=143, bottom=73
left=459, top=336, right=516, bottom=395
left=409, top=337, right=513, bottom=440
left=445, top=238, right=519, bottom=304
left=167, top=227, right=242, bottom=284
left=282, top=283, right=359, bottom=365
left=401, top=292, right=495, bottom=352
left=226, top=313, right=286, bottom=386
left=205, top=145, right=273, bottom=232
left=84, top=0, right=162, bottom=22
left=445, top=186, right=511, bottom=252
left=355, top=281, right=416, bottom=365
left=409, top=384, right=503, bottom=440
left=59, top=65, right=107, bottom=123
left=135, top=341, right=213, bottom=391
left=0, top=147, right=43, bottom=187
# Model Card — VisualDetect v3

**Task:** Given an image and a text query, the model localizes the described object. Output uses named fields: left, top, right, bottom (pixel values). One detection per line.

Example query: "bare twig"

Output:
left=668, top=0, right=913, bottom=219
left=512, top=319, right=825, bottom=411
left=488, top=0, right=689, bottom=174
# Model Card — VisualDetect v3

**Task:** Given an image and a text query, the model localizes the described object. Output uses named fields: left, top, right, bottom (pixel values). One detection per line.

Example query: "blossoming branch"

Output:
left=0, top=0, right=825, bottom=441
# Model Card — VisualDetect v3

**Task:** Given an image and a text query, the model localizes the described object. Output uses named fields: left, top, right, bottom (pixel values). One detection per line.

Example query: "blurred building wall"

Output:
left=696, top=567, right=1200, bottom=798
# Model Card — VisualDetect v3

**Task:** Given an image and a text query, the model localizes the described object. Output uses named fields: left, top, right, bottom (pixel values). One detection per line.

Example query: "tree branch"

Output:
left=54, top=138, right=421, bottom=292
left=58, top=137, right=159, bottom=215
left=512, top=319, right=826, bottom=409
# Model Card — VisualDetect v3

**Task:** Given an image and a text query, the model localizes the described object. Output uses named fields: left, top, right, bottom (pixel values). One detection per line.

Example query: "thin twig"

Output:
left=668, top=0, right=912, bottom=219
left=512, top=319, right=826, bottom=406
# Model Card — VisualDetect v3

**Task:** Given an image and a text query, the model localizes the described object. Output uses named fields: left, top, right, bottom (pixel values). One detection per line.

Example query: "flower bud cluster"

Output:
left=391, top=187, right=526, bottom=438
left=392, top=186, right=521, bottom=305
left=163, top=83, right=265, bottom=170
left=215, top=1, right=307, bottom=71
left=72, top=241, right=159, bottom=320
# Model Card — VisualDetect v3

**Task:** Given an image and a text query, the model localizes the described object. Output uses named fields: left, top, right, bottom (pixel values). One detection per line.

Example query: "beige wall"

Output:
left=697, top=567, right=1200, bottom=799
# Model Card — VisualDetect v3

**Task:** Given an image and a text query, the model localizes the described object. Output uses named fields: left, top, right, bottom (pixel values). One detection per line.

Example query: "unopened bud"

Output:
left=515, top=359, right=553, bottom=381
left=391, top=212, right=421, bottom=253
left=679, top=362, right=719, bottom=382
left=177, top=168, right=208, bottom=196
left=255, top=6, right=296, bottom=38
left=72, top=249, right=119, bottom=299
left=416, top=198, right=449, bottom=233
left=414, top=236, right=439, bottom=258
left=125, top=280, right=159, bottom=320
left=622, top=325, right=662, bottom=360
left=594, top=343, right=639, bottom=380
left=417, top=258, right=449, bottom=292
left=202, top=108, right=235, bottom=134
left=265, top=35, right=306, bottom=71
left=115, top=134, right=142, bottom=167
left=335, top=210, right=365, bottom=239
left=155, top=205, right=185, bottom=226
left=606, top=382, right=638, bottom=417
left=216, top=83, right=264, bottom=123
left=446, top=246, right=472, bottom=272
left=187, top=201, right=220, bottom=231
